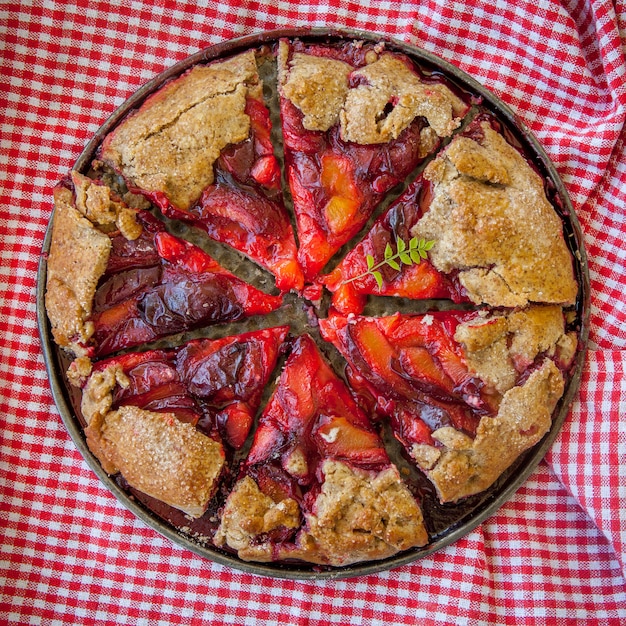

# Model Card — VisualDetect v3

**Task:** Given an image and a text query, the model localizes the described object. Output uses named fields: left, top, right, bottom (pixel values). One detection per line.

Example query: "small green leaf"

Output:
left=372, top=270, right=383, bottom=289
left=342, top=237, right=434, bottom=287
left=410, top=249, right=422, bottom=264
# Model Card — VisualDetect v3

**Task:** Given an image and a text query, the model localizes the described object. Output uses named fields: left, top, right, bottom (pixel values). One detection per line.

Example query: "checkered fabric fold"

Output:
left=1, top=1, right=625, bottom=624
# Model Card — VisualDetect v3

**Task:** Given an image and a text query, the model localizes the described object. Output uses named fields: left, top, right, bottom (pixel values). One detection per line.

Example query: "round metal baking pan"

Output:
left=37, top=27, right=590, bottom=580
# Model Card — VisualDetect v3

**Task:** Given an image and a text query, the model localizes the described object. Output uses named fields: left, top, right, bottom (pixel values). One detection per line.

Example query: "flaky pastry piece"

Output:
left=44, top=174, right=137, bottom=360
left=81, top=363, right=225, bottom=518
left=100, top=51, right=260, bottom=212
left=45, top=173, right=144, bottom=356
left=279, top=42, right=466, bottom=144
left=215, top=460, right=428, bottom=567
left=418, top=360, right=562, bottom=502
left=413, top=119, right=578, bottom=307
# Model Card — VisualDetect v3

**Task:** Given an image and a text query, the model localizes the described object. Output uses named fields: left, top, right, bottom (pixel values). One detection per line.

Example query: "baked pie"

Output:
left=44, top=35, right=582, bottom=570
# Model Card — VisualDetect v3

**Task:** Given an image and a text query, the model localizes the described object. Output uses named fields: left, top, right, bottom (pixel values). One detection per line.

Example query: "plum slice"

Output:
left=91, top=210, right=283, bottom=357
left=85, top=325, right=289, bottom=450
left=318, top=312, right=488, bottom=440
left=245, top=334, right=390, bottom=473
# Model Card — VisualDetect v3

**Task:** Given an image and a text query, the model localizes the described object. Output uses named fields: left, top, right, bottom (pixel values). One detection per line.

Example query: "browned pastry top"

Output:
left=414, top=122, right=578, bottom=307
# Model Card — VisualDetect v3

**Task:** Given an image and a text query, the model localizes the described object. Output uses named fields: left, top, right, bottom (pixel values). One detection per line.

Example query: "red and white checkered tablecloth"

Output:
left=1, top=1, right=625, bottom=624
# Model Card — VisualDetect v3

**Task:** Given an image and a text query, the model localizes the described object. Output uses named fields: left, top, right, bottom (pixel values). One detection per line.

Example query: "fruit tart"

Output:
left=45, top=171, right=282, bottom=359
left=77, top=326, right=288, bottom=517
left=277, top=38, right=468, bottom=280
left=41, top=32, right=586, bottom=574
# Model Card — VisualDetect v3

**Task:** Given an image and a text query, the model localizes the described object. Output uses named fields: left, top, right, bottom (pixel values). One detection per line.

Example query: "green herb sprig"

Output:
left=346, top=237, right=435, bottom=289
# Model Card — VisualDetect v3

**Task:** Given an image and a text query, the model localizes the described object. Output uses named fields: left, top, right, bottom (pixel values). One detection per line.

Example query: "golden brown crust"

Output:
left=296, top=461, right=428, bottom=566
left=411, top=305, right=576, bottom=502
left=414, top=122, right=578, bottom=307
left=45, top=186, right=111, bottom=356
left=340, top=54, right=465, bottom=143
left=413, top=360, right=564, bottom=502
left=82, top=365, right=225, bottom=518
left=278, top=42, right=465, bottom=145
left=213, top=476, right=301, bottom=562
left=454, top=305, right=576, bottom=394
left=100, top=50, right=260, bottom=211
left=71, top=171, right=142, bottom=239
left=279, top=46, right=352, bottom=132
left=215, top=460, right=428, bottom=566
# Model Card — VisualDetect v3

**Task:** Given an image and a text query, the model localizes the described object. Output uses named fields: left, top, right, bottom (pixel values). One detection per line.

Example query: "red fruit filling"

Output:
left=318, top=312, right=492, bottom=448
left=281, top=97, right=429, bottom=280
left=244, top=334, right=391, bottom=493
left=91, top=211, right=282, bottom=357
left=323, top=179, right=467, bottom=315
left=89, top=326, right=288, bottom=449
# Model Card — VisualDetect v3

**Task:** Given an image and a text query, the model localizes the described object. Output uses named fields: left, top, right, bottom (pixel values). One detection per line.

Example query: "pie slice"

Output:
left=214, top=334, right=428, bottom=566
left=277, top=39, right=468, bottom=280
left=79, top=326, right=288, bottom=517
left=99, top=50, right=303, bottom=293
left=319, top=307, right=578, bottom=502
left=411, top=115, right=578, bottom=307
left=324, top=114, right=579, bottom=314
left=45, top=173, right=282, bottom=359
left=323, top=178, right=467, bottom=314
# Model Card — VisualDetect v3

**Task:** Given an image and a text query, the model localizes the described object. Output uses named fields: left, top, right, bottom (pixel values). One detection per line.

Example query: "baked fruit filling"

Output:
left=44, top=37, right=582, bottom=568
left=323, top=177, right=467, bottom=315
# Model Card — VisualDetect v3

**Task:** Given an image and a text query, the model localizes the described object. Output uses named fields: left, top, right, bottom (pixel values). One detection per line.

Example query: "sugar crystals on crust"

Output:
left=414, top=120, right=578, bottom=307
left=82, top=363, right=225, bottom=519
left=100, top=51, right=260, bottom=211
